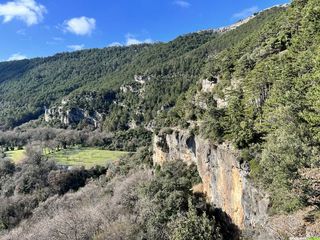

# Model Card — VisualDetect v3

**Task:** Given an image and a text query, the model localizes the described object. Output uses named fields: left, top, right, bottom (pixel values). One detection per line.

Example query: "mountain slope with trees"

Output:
left=0, top=1, right=319, bottom=239
left=0, top=6, right=285, bottom=130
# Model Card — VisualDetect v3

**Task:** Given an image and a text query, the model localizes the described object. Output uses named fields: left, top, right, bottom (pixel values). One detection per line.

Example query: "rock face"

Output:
left=200, top=76, right=229, bottom=109
left=134, top=74, right=151, bottom=84
left=153, top=129, right=269, bottom=230
left=120, top=74, right=150, bottom=97
left=201, top=76, right=218, bottom=93
left=44, top=99, right=104, bottom=128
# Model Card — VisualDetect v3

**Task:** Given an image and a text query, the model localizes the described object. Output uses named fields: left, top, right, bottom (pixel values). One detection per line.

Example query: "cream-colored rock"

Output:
left=153, top=129, right=320, bottom=239
left=201, top=77, right=218, bottom=93
left=134, top=74, right=150, bottom=84
left=216, top=97, right=228, bottom=109
left=44, top=103, right=103, bottom=128
left=153, top=129, right=269, bottom=230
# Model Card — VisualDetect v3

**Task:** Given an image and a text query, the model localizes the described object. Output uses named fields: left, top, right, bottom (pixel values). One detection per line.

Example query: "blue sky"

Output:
left=0, top=0, right=289, bottom=61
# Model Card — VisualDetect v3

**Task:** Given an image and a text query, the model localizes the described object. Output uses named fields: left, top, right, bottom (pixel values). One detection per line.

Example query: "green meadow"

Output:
left=5, top=149, right=26, bottom=163
left=5, top=147, right=129, bottom=168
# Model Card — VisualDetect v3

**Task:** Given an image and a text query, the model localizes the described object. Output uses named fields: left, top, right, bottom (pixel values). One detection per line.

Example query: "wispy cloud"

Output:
left=7, top=53, right=27, bottom=61
left=46, top=37, right=64, bottom=45
left=125, top=34, right=153, bottom=46
left=173, top=0, right=191, bottom=8
left=108, top=42, right=122, bottom=47
left=53, top=37, right=63, bottom=41
left=16, top=29, right=26, bottom=35
left=67, top=44, right=85, bottom=51
left=0, top=0, right=46, bottom=26
left=63, top=16, right=96, bottom=36
left=232, top=6, right=258, bottom=19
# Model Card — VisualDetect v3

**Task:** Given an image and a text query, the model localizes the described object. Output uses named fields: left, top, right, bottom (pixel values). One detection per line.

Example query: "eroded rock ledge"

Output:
left=153, top=128, right=269, bottom=231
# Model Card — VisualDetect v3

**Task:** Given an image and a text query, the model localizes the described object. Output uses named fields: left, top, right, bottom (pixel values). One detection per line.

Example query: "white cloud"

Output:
left=16, top=28, right=26, bottom=35
left=0, top=0, right=46, bottom=26
left=232, top=6, right=259, bottom=19
left=7, top=53, right=27, bottom=61
left=63, top=16, right=96, bottom=36
left=107, top=34, right=155, bottom=47
left=67, top=44, right=85, bottom=51
left=108, top=42, right=122, bottom=47
left=126, top=38, right=142, bottom=45
left=126, top=38, right=153, bottom=46
left=125, top=34, right=153, bottom=46
left=173, top=0, right=191, bottom=8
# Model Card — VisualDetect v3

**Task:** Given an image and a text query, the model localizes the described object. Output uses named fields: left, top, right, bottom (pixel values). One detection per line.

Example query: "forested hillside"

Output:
left=0, top=31, right=216, bottom=129
left=0, top=1, right=319, bottom=239
left=0, top=6, right=284, bottom=130
left=169, top=0, right=320, bottom=214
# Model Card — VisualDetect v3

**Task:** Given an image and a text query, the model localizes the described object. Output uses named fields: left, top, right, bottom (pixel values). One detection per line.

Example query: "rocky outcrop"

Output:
left=199, top=76, right=229, bottom=109
left=44, top=99, right=104, bottom=128
left=120, top=85, right=138, bottom=93
left=216, top=5, right=288, bottom=34
left=134, top=74, right=151, bottom=84
left=153, top=129, right=320, bottom=239
left=217, top=16, right=255, bottom=33
left=120, top=75, right=149, bottom=97
left=201, top=76, right=218, bottom=93
left=153, top=129, right=269, bottom=231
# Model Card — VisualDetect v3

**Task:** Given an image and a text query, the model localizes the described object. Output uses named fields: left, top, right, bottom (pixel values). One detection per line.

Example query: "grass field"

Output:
left=49, top=147, right=128, bottom=168
left=5, top=147, right=129, bottom=168
left=5, top=149, right=26, bottom=163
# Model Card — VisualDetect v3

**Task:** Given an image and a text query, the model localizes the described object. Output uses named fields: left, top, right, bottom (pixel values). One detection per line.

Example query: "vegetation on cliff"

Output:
left=159, top=0, right=320, bottom=213
left=0, top=147, right=239, bottom=240
left=0, top=0, right=319, bottom=239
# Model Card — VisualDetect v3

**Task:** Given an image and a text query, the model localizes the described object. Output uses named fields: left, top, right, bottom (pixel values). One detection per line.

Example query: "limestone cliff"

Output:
left=153, top=129, right=269, bottom=231
left=44, top=99, right=104, bottom=128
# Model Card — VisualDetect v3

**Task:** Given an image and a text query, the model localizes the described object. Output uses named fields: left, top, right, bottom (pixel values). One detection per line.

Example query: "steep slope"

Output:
left=153, top=129, right=269, bottom=230
left=0, top=32, right=216, bottom=129
left=0, top=6, right=285, bottom=130
left=153, top=0, right=320, bottom=237
left=1, top=2, right=319, bottom=238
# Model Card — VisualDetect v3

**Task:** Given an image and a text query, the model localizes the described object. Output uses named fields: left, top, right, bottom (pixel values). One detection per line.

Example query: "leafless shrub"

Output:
left=1, top=170, right=153, bottom=240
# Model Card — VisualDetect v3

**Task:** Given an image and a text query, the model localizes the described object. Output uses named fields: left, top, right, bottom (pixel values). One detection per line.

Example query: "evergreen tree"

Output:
left=169, top=199, right=221, bottom=240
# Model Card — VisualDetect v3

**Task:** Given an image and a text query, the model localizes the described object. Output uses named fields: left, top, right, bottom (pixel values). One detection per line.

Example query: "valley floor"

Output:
left=5, top=147, right=129, bottom=168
